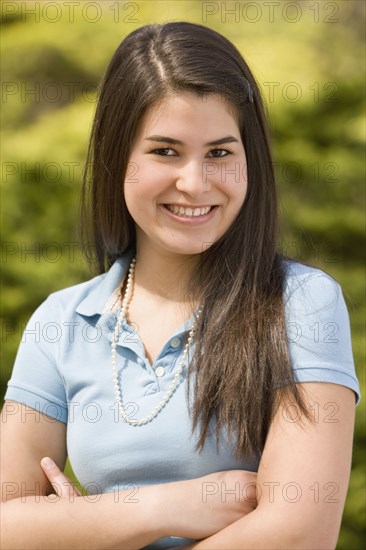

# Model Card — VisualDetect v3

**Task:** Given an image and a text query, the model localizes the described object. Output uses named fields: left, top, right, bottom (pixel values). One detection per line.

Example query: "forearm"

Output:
left=1, top=487, right=163, bottom=550
left=182, top=507, right=335, bottom=550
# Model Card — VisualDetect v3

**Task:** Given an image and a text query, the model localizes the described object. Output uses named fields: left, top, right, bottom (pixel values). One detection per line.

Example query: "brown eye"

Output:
left=151, top=148, right=176, bottom=156
left=208, top=148, right=232, bottom=158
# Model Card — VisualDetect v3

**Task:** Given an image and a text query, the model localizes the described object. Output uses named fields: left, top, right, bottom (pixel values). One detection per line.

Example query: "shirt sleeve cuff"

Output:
left=4, top=385, right=68, bottom=423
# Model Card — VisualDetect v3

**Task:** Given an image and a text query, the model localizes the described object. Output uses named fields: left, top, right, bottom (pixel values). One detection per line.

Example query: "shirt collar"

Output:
left=75, top=250, right=135, bottom=317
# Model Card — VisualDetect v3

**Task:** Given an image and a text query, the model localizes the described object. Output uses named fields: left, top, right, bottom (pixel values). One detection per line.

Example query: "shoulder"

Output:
left=29, top=272, right=107, bottom=325
left=280, top=259, right=360, bottom=404
left=47, top=272, right=107, bottom=312
left=29, top=255, right=131, bottom=322
left=282, top=259, right=342, bottom=314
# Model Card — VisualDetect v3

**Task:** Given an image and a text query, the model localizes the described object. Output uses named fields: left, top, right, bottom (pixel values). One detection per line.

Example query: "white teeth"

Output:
left=165, top=205, right=212, bottom=217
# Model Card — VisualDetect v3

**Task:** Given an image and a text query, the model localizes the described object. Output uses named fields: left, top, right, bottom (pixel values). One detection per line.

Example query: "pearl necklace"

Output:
left=111, top=257, right=203, bottom=426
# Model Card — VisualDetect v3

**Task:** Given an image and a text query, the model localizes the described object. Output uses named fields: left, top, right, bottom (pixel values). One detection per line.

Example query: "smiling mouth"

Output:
left=163, top=204, right=215, bottom=217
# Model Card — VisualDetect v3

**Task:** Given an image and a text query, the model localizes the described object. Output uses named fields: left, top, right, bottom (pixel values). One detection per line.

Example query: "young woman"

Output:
left=1, top=22, right=360, bottom=549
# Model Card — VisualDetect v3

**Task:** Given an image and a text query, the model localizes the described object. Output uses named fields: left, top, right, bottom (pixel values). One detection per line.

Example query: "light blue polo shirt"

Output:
left=4, top=251, right=360, bottom=549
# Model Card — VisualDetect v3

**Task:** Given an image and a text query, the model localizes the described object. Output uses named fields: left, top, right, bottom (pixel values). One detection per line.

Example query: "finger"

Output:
left=40, top=457, right=83, bottom=498
left=41, top=457, right=83, bottom=497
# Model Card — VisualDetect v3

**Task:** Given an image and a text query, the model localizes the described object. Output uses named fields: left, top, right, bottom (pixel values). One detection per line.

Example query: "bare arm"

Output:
left=1, top=487, right=165, bottom=550
left=1, top=401, right=257, bottom=549
left=181, top=383, right=356, bottom=549
left=0, top=401, right=163, bottom=549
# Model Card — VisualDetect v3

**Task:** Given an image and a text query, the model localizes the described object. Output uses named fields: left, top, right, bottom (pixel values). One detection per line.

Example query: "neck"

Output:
left=132, top=242, right=200, bottom=305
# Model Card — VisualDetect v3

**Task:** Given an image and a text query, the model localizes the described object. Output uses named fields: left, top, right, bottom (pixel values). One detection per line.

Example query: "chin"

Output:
left=162, top=242, right=208, bottom=256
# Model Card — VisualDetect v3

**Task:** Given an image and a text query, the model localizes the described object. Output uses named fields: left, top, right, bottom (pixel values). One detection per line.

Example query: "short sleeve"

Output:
left=284, top=266, right=361, bottom=404
left=4, top=294, right=68, bottom=423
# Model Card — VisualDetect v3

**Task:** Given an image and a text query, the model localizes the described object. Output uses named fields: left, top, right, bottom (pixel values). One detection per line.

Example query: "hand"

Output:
left=161, top=469, right=258, bottom=540
left=40, top=456, right=84, bottom=501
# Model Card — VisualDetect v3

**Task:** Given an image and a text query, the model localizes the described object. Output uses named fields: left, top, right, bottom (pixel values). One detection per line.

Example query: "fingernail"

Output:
left=41, top=457, right=55, bottom=469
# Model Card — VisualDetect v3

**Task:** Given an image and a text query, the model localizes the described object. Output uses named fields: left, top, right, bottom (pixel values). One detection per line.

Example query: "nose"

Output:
left=175, top=159, right=212, bottom=196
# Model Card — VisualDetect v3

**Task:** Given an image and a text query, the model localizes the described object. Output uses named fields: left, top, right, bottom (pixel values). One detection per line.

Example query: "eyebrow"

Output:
left=145, top=135, right=239, bottom=146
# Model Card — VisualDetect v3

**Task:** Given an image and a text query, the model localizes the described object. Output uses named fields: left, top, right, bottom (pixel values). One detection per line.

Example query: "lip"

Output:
left=164, top=204, right=214, bottom=208
left=159, top=204, right=219, bottom=225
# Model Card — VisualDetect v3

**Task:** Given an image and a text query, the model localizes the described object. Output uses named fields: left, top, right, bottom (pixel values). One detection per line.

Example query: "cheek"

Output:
left=137, top=166, right=173, bottom=204
left=218, top=170, right=247, bottom=204
left=236, top=160, right=248, bottom=204
left=124, top=169, right=163, bottom=218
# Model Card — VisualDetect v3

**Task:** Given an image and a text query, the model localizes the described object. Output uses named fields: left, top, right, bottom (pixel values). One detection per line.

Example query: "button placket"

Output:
left=150, top=360, right=166, bottom=391
left=170, top=337, right=181, bottom=349
left=101, top=311, right=159, bottom=392
left=155, top=365, right=166, bottom=378
left=117, top=315, right=153, bottom=372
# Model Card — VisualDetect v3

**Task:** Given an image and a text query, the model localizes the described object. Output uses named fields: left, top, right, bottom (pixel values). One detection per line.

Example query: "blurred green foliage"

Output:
left=1, top=1, right=365, bottom=547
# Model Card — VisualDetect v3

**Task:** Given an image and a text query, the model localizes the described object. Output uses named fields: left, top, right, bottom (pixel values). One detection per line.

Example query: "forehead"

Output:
left=137, top=92, right=240, bottom=137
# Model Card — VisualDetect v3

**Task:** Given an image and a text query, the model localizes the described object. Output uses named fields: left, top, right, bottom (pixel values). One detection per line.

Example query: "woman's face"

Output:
left=124, top=92, right=248, bottom=258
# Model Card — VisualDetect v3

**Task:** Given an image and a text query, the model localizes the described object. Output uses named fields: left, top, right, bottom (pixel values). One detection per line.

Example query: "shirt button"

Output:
left=170, top=337, right=181, bottom=349
left=155, top=366, right=166, bottom=377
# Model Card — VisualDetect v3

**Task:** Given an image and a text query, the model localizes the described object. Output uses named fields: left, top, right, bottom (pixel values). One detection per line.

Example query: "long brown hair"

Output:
left=78, top=21, right=313, bottom=459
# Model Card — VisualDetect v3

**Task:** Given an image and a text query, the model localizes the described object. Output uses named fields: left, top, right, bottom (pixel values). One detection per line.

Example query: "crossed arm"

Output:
left=1, top=382, right=356, bottom=549
left=180, top=381, right=356, bottom=549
